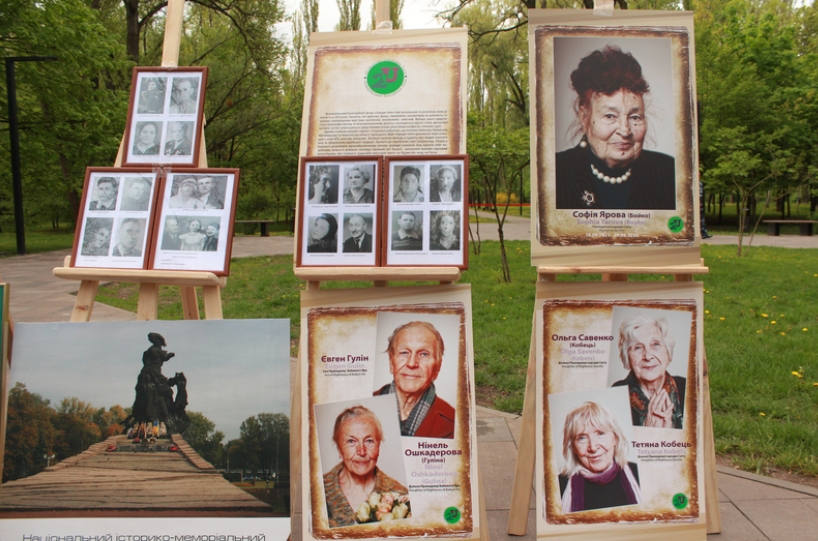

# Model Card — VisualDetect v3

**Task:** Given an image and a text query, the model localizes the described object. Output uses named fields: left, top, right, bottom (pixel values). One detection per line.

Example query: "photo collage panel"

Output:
left=73, top=169, right=159, bottom=270
left=299, top=158, right=381, bottom=267
left=124, top=67, right=208, bottom=167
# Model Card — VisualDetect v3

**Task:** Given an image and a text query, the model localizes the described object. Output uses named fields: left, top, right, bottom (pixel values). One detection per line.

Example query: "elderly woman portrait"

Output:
left=307, top=213, right=338, bottom=253
left=342, top=166, right=374, bottom=204
left=308, top=165, right=339, bottom=205
left=555, top=45, right=675, bottom=210
left=323, top=406, right=409, bottom=528
left=179, top=219, right=206, bottom=251
left=393, top=166, right=423, bottom=203
left=559, top=401, right=641, bottom=513
left=132, top=121, right=161, bottom=156
left=430, top=166, right=461, bottom=203
left=430, top=210, right=460, bottom=251
left=612, top=315, right=685, bottom=429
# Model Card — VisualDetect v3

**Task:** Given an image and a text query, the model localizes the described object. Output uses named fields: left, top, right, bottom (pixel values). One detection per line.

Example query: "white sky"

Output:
left=276, top=0, right=451, bottom=42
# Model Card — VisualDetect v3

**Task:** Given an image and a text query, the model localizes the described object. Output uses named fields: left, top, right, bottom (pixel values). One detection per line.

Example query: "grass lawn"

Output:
left=0, top=226, right=76, bottom=256
left=95, top=241, right=818, bottom=478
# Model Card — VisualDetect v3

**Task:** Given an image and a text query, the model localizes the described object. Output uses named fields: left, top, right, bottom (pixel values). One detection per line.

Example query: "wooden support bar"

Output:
left=202, top=285, right=223, bottom=319
left=702, top=349, right=722, bottom=534
left=296, top=266, right=461, bottom=283
left=374, top=280, right=388, bottom=287
left=507, top=314, right=538, bottom=535
left=71, top=280, right=99, bottom=322
left=180, top=286, right=200, bottom=320
left=306, top=281, right=321, bottom=291
left=674, top=273, right=694, bottom=282
left=539, top=273, right=557, bottom=282
left=538, top=265, right=709, bottom=275
left=137, top=282, right=159, bottom=321
left=375, top=0, right=390, bottom=26
left=603, top=273, right=628, bottom=281
left=161, top=0, right=186, bottom=67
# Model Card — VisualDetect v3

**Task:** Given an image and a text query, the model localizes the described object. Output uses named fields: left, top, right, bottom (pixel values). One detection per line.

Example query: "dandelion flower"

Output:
left=792, top=371, right=801, bottom=377
left=705, top=310, right=710, bottom=314
left=761, top=314, right=768, bottom=318
left=780, top=332, right=786, bottom=336
left=756, top=330, right=762, bottom=333
left=771, top=321, right=776, bottom=324
left=760, top=413, right=766, bottom=416
left=803, top=328, right=808, bottom=332
left=720, top=317, right=725, bottom=320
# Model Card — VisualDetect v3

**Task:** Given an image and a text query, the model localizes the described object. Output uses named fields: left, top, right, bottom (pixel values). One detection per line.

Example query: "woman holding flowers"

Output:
left=323, top=406, right=410, bottom=528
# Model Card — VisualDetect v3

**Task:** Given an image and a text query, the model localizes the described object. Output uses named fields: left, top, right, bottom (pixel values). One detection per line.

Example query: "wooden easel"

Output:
left=54, top=0, right=224, bottom=322
left=506, top=263, right=722, bottom=537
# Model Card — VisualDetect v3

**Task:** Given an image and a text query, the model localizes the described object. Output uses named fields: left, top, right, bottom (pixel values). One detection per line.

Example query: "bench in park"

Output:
left=762, top=219, right=818, bottom=237
left=235, top=220, right=278, bottom=237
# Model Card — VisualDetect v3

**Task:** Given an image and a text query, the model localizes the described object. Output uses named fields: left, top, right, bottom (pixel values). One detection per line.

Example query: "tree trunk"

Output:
left=126, top=0, right=140, bottom=62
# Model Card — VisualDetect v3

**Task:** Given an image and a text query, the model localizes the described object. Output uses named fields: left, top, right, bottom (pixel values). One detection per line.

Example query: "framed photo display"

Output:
left=528, top=10, right=701, bottom=267
left=297, top=156, right=383, bottom=267
left=72, top=167, right=160, bottom=270
left=150, top=169, right=240, bottom=275
left=384, top=155, right=469, bottom=268
left=122, top=67, right=208, bottom=167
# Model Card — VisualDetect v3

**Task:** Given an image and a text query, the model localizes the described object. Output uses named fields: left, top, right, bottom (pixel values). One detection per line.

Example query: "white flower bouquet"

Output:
left=355, top=491, right=411, bottom=523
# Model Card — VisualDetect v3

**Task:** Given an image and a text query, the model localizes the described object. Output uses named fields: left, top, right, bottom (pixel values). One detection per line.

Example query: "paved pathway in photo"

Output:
left=1, top=227, right=817, bottom=538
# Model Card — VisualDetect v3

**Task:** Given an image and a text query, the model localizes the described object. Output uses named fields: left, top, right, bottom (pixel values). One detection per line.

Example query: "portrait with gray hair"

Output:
left=610, top=310, right=689, bottom=429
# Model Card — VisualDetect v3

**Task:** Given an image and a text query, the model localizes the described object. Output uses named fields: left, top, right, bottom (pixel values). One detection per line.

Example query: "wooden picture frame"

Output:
left=296, top=156, right=383, bottom=268
left=383, top=155, right=469, bottom=269
left=122, top=67, right=208, bottom=167
left=71, top=167, right=161, bottom=270
left=149, top=168, right=240, bottom=275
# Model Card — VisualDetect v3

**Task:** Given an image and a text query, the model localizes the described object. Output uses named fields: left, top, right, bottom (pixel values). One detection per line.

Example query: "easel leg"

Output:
left=71, top=280, right=99, bottom=322
left=202, top=286, right=223, bottom=320
left=507, top=312, right=537, bottom=535
left=180, top=286, right=200, bottom=320
left=702, top=350, right=722, bottom=533
left=137, top=283, right=159, bottom=321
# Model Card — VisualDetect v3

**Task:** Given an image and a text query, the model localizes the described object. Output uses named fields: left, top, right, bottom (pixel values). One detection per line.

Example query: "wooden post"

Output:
left=180, top=286, right=200, bottom=320
left=137, top=283, right=160, bottom=321
left=161, top=0, right=186, bottom=68
left=71, top=280, right=99, bottom=322
left=374, top=0, right=391, bottom=27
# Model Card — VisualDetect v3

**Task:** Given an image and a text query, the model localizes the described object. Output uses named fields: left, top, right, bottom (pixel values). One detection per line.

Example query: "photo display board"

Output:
left=122, top=67, right=208, bottom=167
left=72, top=168, right=161, bottom=270
left=0, top=319, right=291, bottom=540
left=384, top=156, right=468, bottom=268
left=150, top=168, right=240, bottom=274
left=300, top=285, right=478, bottom=540
left=535, top=281, right=705, bottom=540
left=297, top=157, right=383, bottom=267
left=529, top=10, right=701, bottom=267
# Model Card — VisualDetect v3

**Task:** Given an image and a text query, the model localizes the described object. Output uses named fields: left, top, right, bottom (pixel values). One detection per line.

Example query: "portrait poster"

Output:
left=300, top=284, right=478, bottom=540
left=0, top=319, right=291, bottom=541
left=72, top=167, right=160, bottom=270
left=297, top=157, right=382, bottom=267
left=384, top=156, right=469, bottom=268
left=534, top=281, right=705, bottom=540
left=150, top=168, right=240, bottom=275
left=528, top=10, right=701, bottom=268
left=122, top=67, right=208, bottom=167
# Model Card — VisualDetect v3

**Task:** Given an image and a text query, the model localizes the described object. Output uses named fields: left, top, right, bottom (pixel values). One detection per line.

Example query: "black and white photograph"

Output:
left=1, top=319, right=292, bottom=537
left=384, top=155, right=468, bottom=268
left=123, top=67, right=207, bottom=167
left=73, top=168, right=158, bottom=270
left=297, top=156, right=381, bottom=267
left=87, top=176, right=119, bottom=211
left=531, top=23, right=698, bottom=259
left=164, top=121, right=194, bottom=156
left=137, top=76, right=167, bottom=114
left=607, top=306, right=693, bottom=430
left=151, top=168, right=239, bottom=274
left=342, top=213, right=374, bottom=253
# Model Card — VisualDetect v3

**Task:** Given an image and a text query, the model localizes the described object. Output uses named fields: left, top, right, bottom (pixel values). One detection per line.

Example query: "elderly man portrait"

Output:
left=203, top=223, right=219, bottom=252
left=170, top=78, right=198, bottom=115
left=89, top=177, right=118, bottom=211
left=162, top=217, right=182, bottom=250
left=111, top=218, right=142, bottom=257
left=197, top=176, right=224, bottom=209
left=612, top=315, right=685, bottom=429
left=391, top=211, right=422, bottom=251
left=322, top=406, right=409, bottom=528
left=342, top=214, right=373, bottom=253
left=374, top=321, right=454, bottom=439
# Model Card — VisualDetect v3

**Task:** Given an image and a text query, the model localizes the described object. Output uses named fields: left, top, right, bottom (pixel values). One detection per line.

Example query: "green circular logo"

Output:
left=672, top=493, right=688, bottom=509
left=668, top=217, right=684, bottom=232
left=367, top=61, right=405, bottom=95
left=444, top=506, right=460, bottom=524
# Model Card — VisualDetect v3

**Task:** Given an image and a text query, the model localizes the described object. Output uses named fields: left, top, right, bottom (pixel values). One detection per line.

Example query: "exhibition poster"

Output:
left=535, top=281, right=705, bottom=540
left=300, top=285, right=478, bottom=540
left=528, top=10, right=701, bottom=267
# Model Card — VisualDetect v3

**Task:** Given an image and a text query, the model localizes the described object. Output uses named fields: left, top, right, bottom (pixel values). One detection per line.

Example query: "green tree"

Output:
left=3, top=383, right=56, bottom=481
left=183, top=411, right=225, bottom=467
left=337, top=0, right=362, bottom=31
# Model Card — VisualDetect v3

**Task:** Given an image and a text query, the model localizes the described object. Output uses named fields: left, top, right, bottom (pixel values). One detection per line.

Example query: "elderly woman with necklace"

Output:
left=556, top=45, right=675, bottom=210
